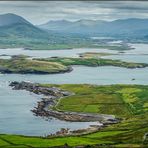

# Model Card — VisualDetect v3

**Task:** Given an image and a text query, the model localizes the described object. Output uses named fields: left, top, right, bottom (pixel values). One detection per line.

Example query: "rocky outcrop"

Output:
left=10, top=81, right=70, bottom=96
left=9, top=81, right=119, bottom=124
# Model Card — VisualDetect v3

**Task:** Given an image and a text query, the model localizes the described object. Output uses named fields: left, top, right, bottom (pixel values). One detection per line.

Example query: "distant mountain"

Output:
left=39, top=18, right=148, bottom=38
left=0, top=13, right=31, bottom=26
left=40, top=20, right=72, bottom=31
left=39, top=19, right=105, bottom=33
left=0, top=13, right=49, bottom=39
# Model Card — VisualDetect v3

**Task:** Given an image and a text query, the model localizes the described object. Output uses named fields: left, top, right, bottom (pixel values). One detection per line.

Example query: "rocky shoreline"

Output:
left=9, top=81, right=119, bottom=125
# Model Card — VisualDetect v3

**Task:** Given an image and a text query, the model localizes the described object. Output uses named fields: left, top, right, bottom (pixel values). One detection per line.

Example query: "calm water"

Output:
left=104, top=43, right=148, bottom=63
left=0, top=43, right=148, bottom=63
left=1, top=66, right=148, bottom=85
left=0, top=43, right=148, bottom=136
left=0, top=47, right=117, bottom=58
left=104, top=54, right=148, bottom=63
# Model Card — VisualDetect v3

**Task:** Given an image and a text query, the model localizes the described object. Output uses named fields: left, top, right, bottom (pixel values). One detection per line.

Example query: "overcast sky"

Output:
left=0, top=1, right=148, bottom=25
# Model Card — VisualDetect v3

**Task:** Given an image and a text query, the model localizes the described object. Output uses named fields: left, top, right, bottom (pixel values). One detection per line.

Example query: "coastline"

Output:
left=9, top=81, right=119, bottom=135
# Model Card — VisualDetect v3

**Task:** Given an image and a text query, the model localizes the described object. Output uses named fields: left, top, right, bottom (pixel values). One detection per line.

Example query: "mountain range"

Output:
left=39, top=18, right=148, bottom=38
left=0, top=13, right=148, bottom=41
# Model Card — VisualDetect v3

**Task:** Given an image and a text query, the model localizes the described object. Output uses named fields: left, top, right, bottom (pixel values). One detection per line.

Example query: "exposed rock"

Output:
left=10, top=81, right=67, bottom=97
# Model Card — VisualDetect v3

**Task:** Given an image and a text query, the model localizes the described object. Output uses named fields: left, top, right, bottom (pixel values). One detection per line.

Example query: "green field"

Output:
left=44, top=84, right=148, bottom=117
left=1, top=84, right=145, bottom=147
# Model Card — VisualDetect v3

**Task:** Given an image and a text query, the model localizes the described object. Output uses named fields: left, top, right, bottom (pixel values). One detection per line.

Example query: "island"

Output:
left=0, top=56, right=72, bottom=74
left=0, top=54, right=147, bottom=75
left=36, top=56, right=148, bottom=69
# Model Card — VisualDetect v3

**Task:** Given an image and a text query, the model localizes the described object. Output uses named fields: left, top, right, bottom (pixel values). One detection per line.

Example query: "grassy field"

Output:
left=44, top=84, right=148, bottom=117
left=0, top=84, right=148, bottom=147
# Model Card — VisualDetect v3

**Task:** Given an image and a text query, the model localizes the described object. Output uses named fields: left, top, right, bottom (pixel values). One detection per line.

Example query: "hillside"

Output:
left=0, top=13, right=49, bottom=40
left=0, top=13, right=95, bottom=50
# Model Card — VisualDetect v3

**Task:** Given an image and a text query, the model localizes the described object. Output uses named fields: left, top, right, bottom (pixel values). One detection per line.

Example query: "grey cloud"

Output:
left=0, top=1, right=148, bottom=24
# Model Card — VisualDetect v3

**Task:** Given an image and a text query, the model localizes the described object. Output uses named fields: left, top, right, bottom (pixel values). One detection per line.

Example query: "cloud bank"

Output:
left=0, top=1, right=148, bottom=25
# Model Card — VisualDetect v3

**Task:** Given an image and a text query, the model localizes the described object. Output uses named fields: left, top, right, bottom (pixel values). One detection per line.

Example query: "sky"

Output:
left=0, top=1, right=148, bottom=25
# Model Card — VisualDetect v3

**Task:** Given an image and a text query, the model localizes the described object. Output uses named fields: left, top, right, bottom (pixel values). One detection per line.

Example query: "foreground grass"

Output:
left=0, top=134, right=113, bottom=148
left=1, top=84, right=148, bottom=147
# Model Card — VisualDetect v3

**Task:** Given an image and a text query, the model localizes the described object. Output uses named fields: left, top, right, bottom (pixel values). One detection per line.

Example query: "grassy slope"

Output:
left=1, top=84, right=147, bottom=147
left=0, top=57, right=69, bottom=74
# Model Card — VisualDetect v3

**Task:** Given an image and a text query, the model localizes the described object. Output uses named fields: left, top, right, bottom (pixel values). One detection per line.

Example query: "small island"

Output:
left=0, top=56, right=72, bottom=74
